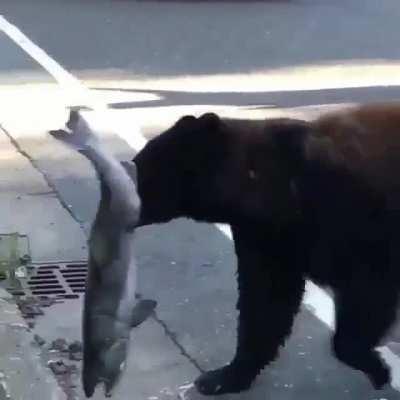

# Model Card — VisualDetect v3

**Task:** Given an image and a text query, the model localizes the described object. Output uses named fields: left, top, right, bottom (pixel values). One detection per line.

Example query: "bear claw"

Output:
left=369, top=365, right=391, bottom=390
left=194, top=364, right=256, bottom=395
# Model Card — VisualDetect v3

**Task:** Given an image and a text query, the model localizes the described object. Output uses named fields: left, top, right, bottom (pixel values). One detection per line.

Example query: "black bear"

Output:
left=133, top=103, right=400, bottom=395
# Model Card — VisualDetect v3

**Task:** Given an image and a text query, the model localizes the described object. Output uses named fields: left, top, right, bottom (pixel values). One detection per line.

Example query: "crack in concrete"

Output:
left=152, top=312, right=205, bottom=374
left=0, top=124, right=87, bottom=237
left=26, top=190, right=57, bottom=197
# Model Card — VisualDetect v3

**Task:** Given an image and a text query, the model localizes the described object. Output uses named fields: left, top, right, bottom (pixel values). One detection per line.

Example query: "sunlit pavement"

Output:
left=1, top=1, right=400, bottom=399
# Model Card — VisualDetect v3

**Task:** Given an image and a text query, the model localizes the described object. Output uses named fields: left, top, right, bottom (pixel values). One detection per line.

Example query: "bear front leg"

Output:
left=195, top=223, right=306, bottom=395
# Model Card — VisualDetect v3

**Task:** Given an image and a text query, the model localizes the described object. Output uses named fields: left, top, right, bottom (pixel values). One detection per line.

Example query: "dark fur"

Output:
left=133, top=104, right=400, bottom=394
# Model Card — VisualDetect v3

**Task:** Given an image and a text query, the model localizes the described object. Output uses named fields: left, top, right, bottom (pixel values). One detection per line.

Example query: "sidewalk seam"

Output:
left=0, top=123, right=87, bottom=236
left=152, top=313, right=205, bottom=373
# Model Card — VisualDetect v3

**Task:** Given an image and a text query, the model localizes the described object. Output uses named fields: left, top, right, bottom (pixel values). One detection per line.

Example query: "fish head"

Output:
left=83, top=336, right=129, bottom=397
left=100, top=338, right=130, bottom=397
left=81, top=300, right=157, bottom=397
left=82, top=319, right=130, bottom=398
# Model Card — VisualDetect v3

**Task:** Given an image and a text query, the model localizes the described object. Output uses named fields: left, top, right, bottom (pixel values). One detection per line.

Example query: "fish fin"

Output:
left=131, top=299, right=157, bottom=327
left=120, top=160, right=138, bottom=185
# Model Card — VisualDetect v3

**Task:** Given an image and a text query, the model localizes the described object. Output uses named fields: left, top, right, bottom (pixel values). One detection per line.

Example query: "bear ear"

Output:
left=175, top=113, right=223, bottom=172
left=174, top=115, right=197, bottom=129
left=198, top=113, right=221, bottom=131
left=174, top=113, right=220, bottom=133
left=269, top=118, right=311, bottom=167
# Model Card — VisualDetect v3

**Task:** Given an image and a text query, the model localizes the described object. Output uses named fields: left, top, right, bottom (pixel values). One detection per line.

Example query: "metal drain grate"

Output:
left=9, top=262, right=88, bottom=299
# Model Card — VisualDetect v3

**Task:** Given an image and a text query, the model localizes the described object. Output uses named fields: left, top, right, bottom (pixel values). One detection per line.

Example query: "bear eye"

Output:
left=248, top=169, right=258, bottom=180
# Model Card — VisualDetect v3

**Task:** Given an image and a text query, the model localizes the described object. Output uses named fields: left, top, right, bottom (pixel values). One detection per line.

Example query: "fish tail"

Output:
left=49, top=110, right=99, bottom=151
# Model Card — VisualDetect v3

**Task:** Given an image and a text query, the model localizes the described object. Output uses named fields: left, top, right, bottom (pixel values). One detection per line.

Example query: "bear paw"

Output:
left=369, top=364, right=391, bottom=390
left=194, top=363, right=256, bottom=395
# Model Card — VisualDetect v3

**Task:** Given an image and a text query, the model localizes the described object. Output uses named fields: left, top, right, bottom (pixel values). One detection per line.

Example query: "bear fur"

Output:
left=133, top=103, right=400, bottom=395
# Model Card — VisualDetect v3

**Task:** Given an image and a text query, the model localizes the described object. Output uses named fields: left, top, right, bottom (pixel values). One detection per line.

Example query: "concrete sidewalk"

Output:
left=0, top=287, right=65, bottom=400
left=0, top=121, right=80, bottom=400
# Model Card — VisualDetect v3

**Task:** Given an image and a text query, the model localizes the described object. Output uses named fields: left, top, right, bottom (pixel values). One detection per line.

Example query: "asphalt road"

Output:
left=2, top=1, right=400, bottom=400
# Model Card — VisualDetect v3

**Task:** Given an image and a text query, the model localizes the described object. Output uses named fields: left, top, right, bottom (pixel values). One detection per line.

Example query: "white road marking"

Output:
left=1, top=13, right=399, bottom=391
left=0, top=14, right=148, bottom=150
left=0, top=16, right=80, bottom=89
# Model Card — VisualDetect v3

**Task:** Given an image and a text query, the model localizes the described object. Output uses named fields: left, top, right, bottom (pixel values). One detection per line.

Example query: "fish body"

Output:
left=50, top=111, right=156, bottom=397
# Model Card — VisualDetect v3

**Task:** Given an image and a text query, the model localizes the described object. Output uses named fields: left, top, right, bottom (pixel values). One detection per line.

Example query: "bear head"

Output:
left=133, top=113, right=311, bottom=227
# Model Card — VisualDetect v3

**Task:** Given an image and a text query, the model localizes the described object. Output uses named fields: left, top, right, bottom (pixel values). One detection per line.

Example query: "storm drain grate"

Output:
left=9, top=261, right=88, bottom=299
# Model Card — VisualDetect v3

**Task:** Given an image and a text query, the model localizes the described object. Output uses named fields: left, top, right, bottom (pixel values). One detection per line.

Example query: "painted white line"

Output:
left=0, top=14, right=148, bottom=150
left=2, top=14, right=399, bottom=390
left=0, top=16, right=80, bottom=88
left=0, top=15, right=97, bottom=107
left=303, top=281, right=335, bottom=329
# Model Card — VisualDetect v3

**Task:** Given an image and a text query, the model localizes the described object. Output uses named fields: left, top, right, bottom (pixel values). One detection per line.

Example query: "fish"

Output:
left=49, top=110, right=157, bottom=398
